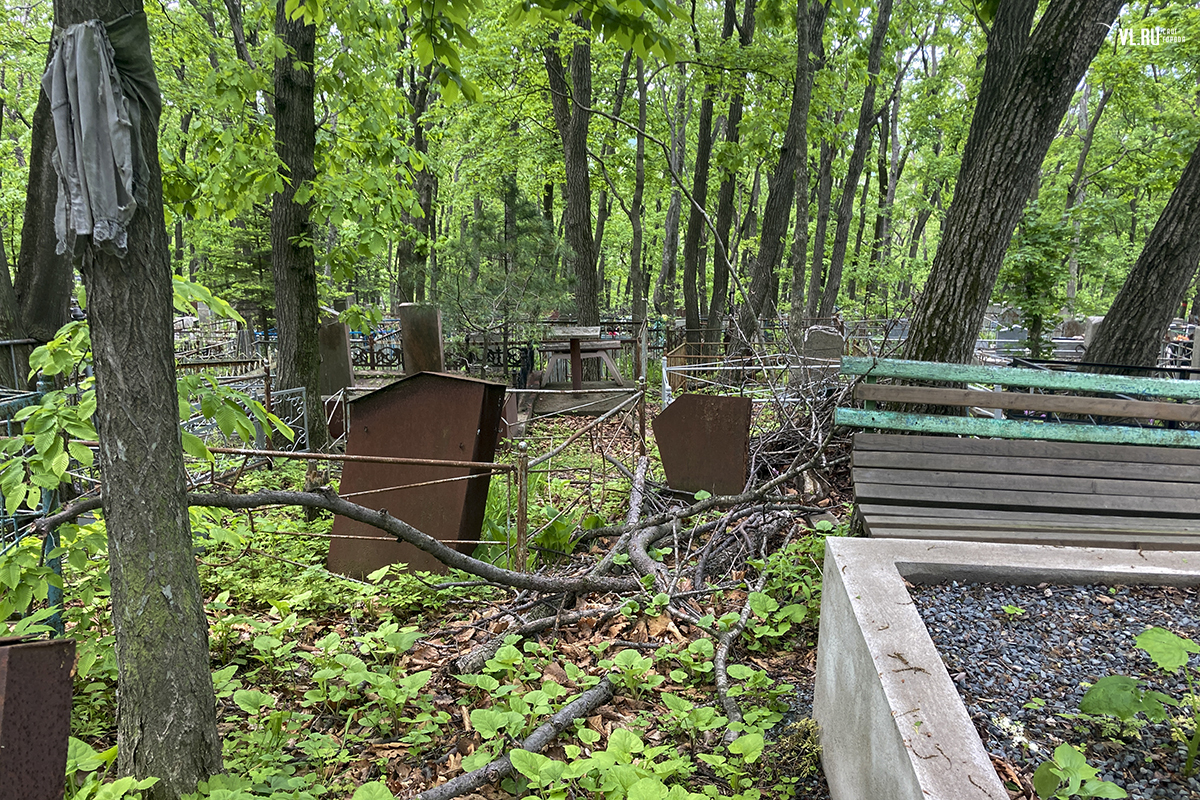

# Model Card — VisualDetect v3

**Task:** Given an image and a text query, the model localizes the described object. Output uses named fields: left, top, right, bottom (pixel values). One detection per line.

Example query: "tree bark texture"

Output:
left=903, top=0, right=1125, bottom=364
left=545, top=32, right=598, bottom=328
left=805, top=132, right=836, bottom=320
left=271, top=1, right=327, bottom=448
left=630, top=58, right=647, bottom=325
left=61, top=3, right=223, bottom=796
left=739, top=0, right=828, bottom=344
left=816, top=0, right=893, bottom=320
left=1085, top=140, right=1200, bottom=368
left=654, top=66, right=688, bottom=320
left=682, top=0, right=736, bottom=348
left=705, top=0, right=756, bottom=346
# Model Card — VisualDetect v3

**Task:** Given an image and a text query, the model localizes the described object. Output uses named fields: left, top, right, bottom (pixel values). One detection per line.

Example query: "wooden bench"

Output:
left=835, top=357, right=1200, bottom=549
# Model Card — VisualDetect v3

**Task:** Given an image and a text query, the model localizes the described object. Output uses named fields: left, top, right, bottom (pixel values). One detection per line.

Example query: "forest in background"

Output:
left=1, top=0, right=1197, bottom=346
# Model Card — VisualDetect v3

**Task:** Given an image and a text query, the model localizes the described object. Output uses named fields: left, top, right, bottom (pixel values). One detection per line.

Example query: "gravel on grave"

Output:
left=911, top=581, right=1200, bottom=800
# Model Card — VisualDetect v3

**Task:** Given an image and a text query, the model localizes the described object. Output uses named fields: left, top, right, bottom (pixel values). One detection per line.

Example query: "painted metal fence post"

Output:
left=515, top=442, right=528, bottom=572
left=661, top=357, right=671, bottom=407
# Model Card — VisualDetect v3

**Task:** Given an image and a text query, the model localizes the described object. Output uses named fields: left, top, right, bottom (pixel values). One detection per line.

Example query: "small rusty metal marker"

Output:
left=652, top=394, right=753, bottom=496
left=0, top=636, right=75, bottom=800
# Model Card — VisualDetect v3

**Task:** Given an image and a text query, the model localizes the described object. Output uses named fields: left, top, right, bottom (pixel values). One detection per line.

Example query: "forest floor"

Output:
left=61, top=395, right=862, bottom=800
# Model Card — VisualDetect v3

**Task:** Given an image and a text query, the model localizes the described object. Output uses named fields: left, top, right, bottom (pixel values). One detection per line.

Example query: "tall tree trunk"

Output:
left=739, top=0, right=828, bottom=345
left=654, top=67, right=688, bottom=320
left=630, top=58, right=647, bottom=326
left=56, top=4, right=223, bottom=797
left=272, top=0, right=328, bottom=448
left=594, top=52, right=631, bottom=265
left=683, top=0, right=736, bottom=348
left=545, top=28, right=598, bottom=328
left=903, top=0, right=1125, bottom=364
left=1085, top=141, right=1200, bottom=367
left=805, top=133, right=836, bottom=320
left=1064, top=83, right=1111, bottom=311
left=705, top=0, right=757, bottom=345
left=817, top=0, right=893, bottom=320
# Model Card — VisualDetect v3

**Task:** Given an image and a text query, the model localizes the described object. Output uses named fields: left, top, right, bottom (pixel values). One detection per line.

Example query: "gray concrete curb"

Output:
left=813, top=537, right=1200, bottom=800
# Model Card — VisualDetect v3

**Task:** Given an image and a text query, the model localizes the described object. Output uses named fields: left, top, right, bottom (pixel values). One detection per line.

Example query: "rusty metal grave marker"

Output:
left=0, top=636, right=75, bottom=800
left=327, top=372, right=506, bottom=577
left=653, top=394, right=753, bottom=496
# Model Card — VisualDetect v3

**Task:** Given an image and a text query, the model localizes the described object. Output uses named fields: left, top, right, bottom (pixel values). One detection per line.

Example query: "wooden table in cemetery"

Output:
left=540, top=326, right=625, bottom=389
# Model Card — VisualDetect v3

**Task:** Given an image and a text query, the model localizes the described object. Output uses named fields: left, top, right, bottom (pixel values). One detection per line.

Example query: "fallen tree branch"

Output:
left=713, top=538, right=778, bottom=744
left=413, top=676, right=618, bottom=800
left=192, top=490, right=641, bottom=594
left=44, top=489, right=639, bottom=595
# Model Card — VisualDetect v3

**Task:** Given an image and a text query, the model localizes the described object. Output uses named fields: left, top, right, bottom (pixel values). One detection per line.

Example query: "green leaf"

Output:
left=470, top=708, right=507, bottom=739
left=1032, top=761, right=1061, bottom=799
left=181, top=432, right=213, bottom=462
left=233, top=689, right=275, bottom=715
left=68, top=441, right=94, bottom=467
left=1136, top=627, right=1199, bottom=673
left=627, top=777, right=669, bottom=800
left=1082, top=779, right=1128, bottom=798
left=350, top=782, right=396, bottom=800
left=1081, top=675, right=1172, bottom=722
left=693, top=490, right=711, bottom=500
left=607, top=728, right=644, bottom=761
left=748, top=592, right=778, bottom=617
left=727, top=732, right=764, bottom=763
left=510, top=749, right=552, bottom=781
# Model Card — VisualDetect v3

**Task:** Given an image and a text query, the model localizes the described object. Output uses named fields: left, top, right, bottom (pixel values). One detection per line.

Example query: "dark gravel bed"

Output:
left=912, top=581, right=1200, bottom=800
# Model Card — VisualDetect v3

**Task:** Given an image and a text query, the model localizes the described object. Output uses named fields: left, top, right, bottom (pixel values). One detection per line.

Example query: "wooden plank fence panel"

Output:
left=852, top=432, right=1200, bottom=466
left=841, top=356, right=1200, bottom=399
left=853, top=383, right=1200, bottom=424
left=851, top=449, right=1195, bottom=483
left=837, top=408, right=1200, bottom=448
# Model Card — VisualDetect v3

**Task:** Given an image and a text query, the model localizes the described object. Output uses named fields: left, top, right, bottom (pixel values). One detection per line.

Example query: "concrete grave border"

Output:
left=813, top=537, right=1200, bottom=800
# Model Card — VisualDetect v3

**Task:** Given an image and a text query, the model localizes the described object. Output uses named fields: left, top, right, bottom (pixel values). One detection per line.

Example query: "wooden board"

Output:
left=853, top=432, right=1200, bottom=466
left=851, top=449, right=1196, bottom=484
left=853, top=383, right=1200, bottom=424
left=853, top=481, right=1200, bottom=516
left=841, top=356, right=1200, bottom=399
left=853, top=467, right=1200, bottom=500
left=863, top=525, right=1200, bottom=550
left=836, top=408, right=1200, bottom=448
left=856, top=505, right=1200, bottom=534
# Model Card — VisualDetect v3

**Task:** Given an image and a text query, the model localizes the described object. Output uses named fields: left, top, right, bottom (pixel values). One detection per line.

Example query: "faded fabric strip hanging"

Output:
left=41, top=11, right=161, bottom=259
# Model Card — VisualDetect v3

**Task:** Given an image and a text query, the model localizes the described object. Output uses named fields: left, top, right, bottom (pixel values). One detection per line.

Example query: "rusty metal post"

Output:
left=515, top=442, right=529, bottom=572
left=0, top=636, right=75, bottom=798
left=638, top=377, right=647, bottom=458
left=263, top=360, right=273, bottom=415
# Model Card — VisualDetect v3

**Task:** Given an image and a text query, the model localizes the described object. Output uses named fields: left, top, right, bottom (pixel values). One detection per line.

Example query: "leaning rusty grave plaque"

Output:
left=0, top=635, right=75, bottom=800
left=327, top=372, right=506, bottom=577
left=653, top=394, right=753, bottom=496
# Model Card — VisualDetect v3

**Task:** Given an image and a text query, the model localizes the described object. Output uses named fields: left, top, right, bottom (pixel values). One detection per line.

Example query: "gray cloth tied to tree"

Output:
left=41, top=11, right=161, bottom=259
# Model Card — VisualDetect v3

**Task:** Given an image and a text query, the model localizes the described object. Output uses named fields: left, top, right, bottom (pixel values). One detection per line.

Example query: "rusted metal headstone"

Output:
left=0, top=636, right=75, bottom=800
left=327, top=373, right=506, bottom=577
left=397, top=304, right=445, bottom=375
left=318, top=322, right=355, bottom=395
left=653, top=394, right=752, bottom=496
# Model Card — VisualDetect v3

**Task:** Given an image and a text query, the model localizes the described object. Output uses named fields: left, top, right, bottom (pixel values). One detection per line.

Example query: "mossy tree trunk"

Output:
left=62, top=1, right=223, bottom=796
